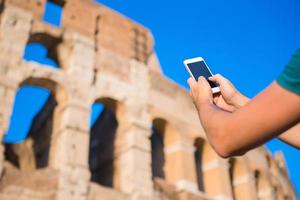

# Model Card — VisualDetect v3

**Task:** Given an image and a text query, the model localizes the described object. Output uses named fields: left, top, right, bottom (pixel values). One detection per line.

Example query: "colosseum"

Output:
left=0, top=0, right=297, bottom=200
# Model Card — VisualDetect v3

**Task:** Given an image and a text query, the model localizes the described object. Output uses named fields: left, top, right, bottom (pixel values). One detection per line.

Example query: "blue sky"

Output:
left=3, top=0, right=300, bottom=197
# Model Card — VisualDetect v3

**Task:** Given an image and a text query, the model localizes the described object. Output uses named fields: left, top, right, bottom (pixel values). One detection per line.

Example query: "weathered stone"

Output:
left=0, top=0, right=297, bottom=200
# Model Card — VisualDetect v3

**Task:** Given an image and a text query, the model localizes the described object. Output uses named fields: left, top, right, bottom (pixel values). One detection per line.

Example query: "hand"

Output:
left=187, top=76, right=213, bottom=109
left=209, top=74, right=248, bottom=112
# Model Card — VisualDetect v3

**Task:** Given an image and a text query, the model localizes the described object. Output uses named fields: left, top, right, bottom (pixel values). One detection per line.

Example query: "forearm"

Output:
left=242, top=91, right=300, bottom=149
left=277, top=123, right=300, bottom=149
left=196, top=83, right=300, bottom=158
left=197, top=99, right=281, bottom=158
left=197, top=101, right=236, bottom=157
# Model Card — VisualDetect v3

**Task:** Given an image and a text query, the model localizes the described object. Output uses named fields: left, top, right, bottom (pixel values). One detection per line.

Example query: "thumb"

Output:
left=209, top=74, right=227, bottom=86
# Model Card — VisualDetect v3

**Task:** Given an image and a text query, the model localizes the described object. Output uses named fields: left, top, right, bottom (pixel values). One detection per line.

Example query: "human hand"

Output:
left=187, top=76, right=213, bottom=109
left=209, top=74, right=248, bottom=111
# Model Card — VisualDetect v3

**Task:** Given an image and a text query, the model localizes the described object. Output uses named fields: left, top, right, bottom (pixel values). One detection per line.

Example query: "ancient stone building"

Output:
left=0, top=0, right=297, bottom=200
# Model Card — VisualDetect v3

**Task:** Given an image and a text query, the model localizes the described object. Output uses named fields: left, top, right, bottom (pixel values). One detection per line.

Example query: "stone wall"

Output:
left=0, top=0, right=297, bottom=200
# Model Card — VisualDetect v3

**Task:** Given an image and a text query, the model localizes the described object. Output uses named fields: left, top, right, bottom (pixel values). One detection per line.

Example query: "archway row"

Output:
left=3, top=76, right=126, bottom=191
left=5, top=85, right=222, bottom=196
left=150, top=117, right=219, bottom=195
left=228, top=156, right=276, bottom=200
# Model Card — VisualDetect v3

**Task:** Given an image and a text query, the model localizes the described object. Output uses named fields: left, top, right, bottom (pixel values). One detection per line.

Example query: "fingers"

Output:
left=187, top=76, right=213, bottom=106
left=187, top=76, right=210, bottom=94
left=187, top=77, right=196, bottom=85
left=197, top=76, right=210, bottom=88
left=197, top=76, right=213, bottom=103
left=208, top=74, right=227, bottom=85
left=187, top=76, right=211, bottom=91
left=187, top=77, right=196, bottom=97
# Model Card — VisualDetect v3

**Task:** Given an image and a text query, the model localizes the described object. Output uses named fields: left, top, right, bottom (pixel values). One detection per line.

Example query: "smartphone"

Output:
left=184, top=57, right=220, bottom=94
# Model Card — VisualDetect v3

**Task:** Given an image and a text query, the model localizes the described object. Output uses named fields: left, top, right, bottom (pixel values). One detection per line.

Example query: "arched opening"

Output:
left=3, top=83, right=59, bottom=171
left=88, top=98, right=118, bottom=188
left=194, top=138, right=205, bottom=191
left=255, top=171, right=271, bottom=200
left=23, top=43, right=59, bottom=68
left=43, top=0, right=65, bottom=27
left=254, top=171, right=262, bottom=199
left=151, top=118, right=167, bottom=180
left=4, top=31, right=65, bottom=170
left=24, top=33, right=62, bottom=68
left=229, top=158, right=240, bottom=200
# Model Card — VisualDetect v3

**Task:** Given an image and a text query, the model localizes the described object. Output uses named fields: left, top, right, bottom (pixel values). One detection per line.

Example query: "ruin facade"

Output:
left=0, top=0, right=297, bottom=200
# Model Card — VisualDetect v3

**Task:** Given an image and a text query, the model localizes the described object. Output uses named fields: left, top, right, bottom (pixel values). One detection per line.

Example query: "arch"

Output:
left=151, top=118, right=197, bottom=188
left=48, top=0, right=65, bottom=6
left=255, top=170, right=272, bottom=200
left=4, top=76, right=67, bottom=171
left=20, top=77, right=68, bottom=104
left=23, top=43, right=58, bottom=68
left=88, top=97, right=121, bottom=188
left=24, top=33, right=62, bottom=67
left=151, top=118, right=167, bottom=179
left=94, top=97, right=119, bottom=113
left=4, top=87, right=54, bottom=170
left=152, top=118, right=167, bottom=135
left=21, top=77, right=58, bottom=93
left=28, top=33, right=62, bottom=53
left=194, top=139, right=220, bottom=194
left=194, top=137, right=205, bottom=191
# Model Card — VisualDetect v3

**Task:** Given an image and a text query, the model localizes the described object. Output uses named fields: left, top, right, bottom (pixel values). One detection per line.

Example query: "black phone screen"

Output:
left=187, top=61, right=218, bottom=88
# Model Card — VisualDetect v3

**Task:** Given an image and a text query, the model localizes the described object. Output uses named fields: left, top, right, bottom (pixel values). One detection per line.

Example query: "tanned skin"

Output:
left=187, top=74, right=300, bottom=158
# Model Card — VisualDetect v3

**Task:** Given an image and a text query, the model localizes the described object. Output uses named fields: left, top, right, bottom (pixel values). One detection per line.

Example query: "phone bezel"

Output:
left=183, top=57, right=220, bottom=94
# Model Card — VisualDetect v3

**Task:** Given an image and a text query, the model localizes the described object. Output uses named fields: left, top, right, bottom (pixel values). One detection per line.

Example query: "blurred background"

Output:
left=3, top=0, right=300, bottom=198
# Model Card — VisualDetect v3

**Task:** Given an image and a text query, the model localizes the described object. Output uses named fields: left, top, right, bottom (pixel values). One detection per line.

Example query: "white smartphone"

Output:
left=184, top=57, right=220, bottom=94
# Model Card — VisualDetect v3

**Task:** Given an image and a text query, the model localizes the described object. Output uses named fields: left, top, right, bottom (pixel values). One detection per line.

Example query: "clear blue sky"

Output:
left=3, top=0, right=300, bottom=197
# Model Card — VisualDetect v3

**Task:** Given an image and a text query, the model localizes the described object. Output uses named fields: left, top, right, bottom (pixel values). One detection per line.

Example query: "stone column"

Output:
left=114, top=110, right=153, bottom=199
left=257, top=188, right=275, bottom=200
left=232, top=173, right=257, bottom=200
left=112, top=60, right=154, bottom=199
left=0, top=82, right=17, bottom=176
left=202, top=144, right=233, bottom=200
left=58, top=30, right=94, bottom=82
left=0, top=5, right=32, bottom=175
left=49, top=97, right=91, bottom=200
left=0, top=5, right=32, bottom=163
left=0, top=4, right=32, bottom=64
left=163, top=132, right=199, bottom=195
left=256, top=174, right=275, bottom=200
left=48, top=30, right=95, bottom=200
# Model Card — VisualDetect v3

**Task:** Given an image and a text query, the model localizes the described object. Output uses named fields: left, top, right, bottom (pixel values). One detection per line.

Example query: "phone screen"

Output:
left=187, top=61, right=218, bottom=88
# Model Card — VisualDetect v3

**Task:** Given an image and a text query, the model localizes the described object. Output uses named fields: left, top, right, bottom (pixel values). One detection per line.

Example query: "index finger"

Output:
left=209, top=74, right=227, bottom=84
left=187, top=77, right=196, bottom=87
